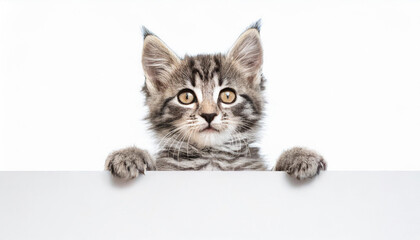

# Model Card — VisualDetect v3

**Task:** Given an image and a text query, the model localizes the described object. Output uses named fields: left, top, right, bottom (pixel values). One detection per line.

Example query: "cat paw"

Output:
left=275, top=147, right=327, bottom=180
left=105, top=147, right=155, bottom=179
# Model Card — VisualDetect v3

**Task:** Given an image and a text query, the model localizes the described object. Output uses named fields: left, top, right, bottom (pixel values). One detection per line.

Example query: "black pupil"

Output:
left=226, top=92, right=230, bottom=99
left=185, top=93, right=190, bottom=99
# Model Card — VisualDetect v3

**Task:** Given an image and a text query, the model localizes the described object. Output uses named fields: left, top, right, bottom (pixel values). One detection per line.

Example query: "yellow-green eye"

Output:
left=178, top=90, right=195, bottom=104
left=219, top=88, right=236, bottom=104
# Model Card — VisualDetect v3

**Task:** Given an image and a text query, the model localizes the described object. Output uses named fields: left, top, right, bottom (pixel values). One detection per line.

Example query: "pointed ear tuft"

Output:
left=227, top=23, right=263, bottom=82
left=141, top=26, right=154, bottom=40
left=142, top=34, right=180, bottom=93
left=247, top=19, right=261, bottom=33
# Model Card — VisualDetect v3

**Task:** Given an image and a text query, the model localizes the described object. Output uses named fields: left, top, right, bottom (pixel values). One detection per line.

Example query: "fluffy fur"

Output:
left=105, top=21, right=326, bottom=179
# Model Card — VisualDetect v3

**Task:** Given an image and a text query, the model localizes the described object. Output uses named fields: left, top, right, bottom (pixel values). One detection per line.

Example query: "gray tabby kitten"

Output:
left=105, top=21, right=327, bottom=180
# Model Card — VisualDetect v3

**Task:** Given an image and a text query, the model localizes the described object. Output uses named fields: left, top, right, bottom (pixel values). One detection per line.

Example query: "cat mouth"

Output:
left=199, top=125, right=219, bottom=133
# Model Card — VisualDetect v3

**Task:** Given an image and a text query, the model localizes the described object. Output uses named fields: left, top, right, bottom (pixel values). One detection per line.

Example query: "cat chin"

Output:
left=191, top=130, right=231, bottom=148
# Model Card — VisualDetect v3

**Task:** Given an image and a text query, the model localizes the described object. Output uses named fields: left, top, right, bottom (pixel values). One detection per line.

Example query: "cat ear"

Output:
left=227, top=21, right=263, bottom=84
left=142, top=27, right=180, bottom=93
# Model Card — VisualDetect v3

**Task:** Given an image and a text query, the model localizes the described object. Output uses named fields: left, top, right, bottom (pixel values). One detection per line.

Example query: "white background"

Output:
left=0, top=0, right=419, bottom=170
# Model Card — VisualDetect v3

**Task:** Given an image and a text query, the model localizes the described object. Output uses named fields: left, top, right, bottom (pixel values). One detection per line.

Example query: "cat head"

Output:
left=142, top=21, right=265, bottom=149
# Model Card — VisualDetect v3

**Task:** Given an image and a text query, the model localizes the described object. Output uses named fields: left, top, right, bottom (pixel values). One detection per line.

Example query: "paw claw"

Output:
left=105, top=147, right=153, bottom=179
left=276, top=147, right=327, bottom=180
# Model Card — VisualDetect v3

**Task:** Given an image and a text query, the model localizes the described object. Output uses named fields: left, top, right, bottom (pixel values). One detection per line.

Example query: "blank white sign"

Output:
left=0, top=171, right=419, bottom=239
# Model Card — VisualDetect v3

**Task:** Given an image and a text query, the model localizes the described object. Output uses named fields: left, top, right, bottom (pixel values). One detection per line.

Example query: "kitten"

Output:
left=105, top=21, right=326, bottom=180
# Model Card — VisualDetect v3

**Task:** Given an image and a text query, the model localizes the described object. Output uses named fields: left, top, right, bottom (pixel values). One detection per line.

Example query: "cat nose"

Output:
left=200, top=113, right=217, bottom=124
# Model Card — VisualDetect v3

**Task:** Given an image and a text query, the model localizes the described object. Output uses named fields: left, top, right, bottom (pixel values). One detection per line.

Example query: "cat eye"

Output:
left=219, top=88, right=236, bottom=104
left=177, top=89, right=196, bottom=105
